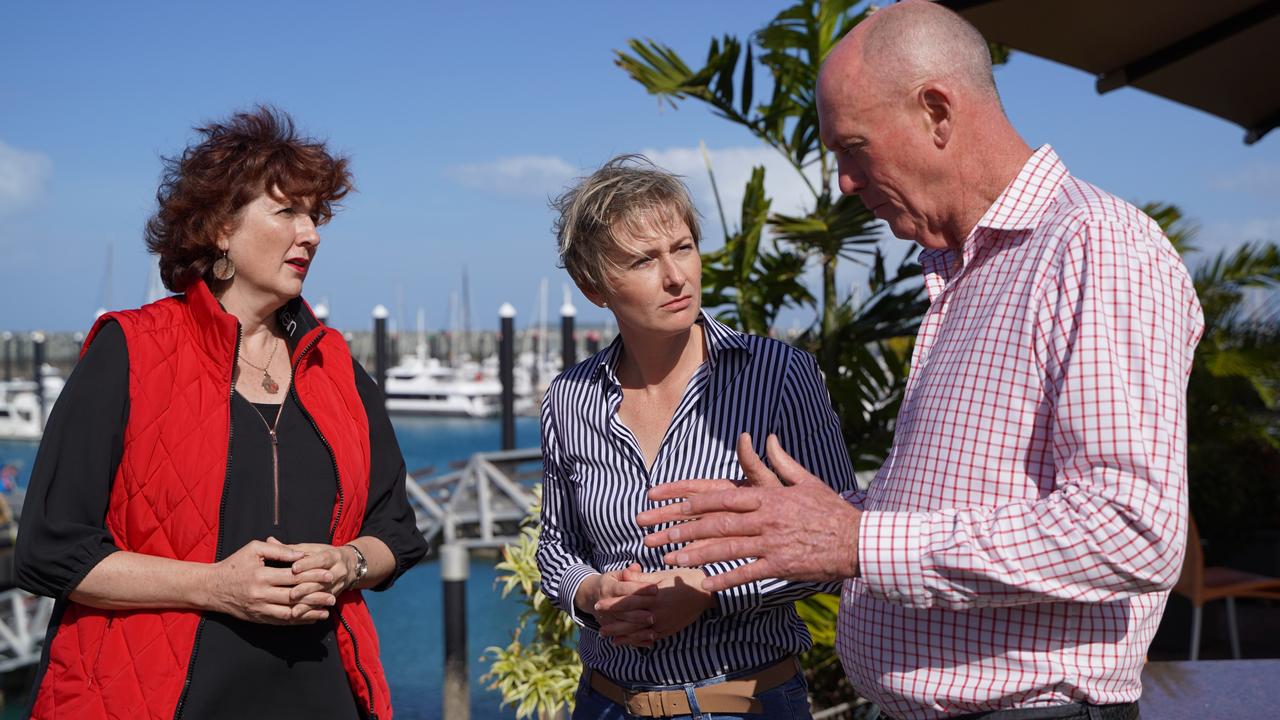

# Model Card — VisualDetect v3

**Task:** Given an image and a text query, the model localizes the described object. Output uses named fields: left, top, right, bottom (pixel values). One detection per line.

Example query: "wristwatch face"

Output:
left=349, top=545, right=368, bottom=580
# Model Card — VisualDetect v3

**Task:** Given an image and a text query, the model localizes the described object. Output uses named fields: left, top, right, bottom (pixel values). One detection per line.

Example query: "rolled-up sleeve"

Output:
left=354, top=362, right=429, bottom=591
left=16, top=322, right=127, bottom=600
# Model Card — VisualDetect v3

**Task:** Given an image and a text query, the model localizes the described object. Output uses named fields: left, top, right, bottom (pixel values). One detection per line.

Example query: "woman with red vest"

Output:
left=15, top=106, right=427, bottom=719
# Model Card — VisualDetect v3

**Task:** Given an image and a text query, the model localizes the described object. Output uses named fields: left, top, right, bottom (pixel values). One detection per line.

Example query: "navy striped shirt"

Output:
left=537, top=311, right=855, bottom=684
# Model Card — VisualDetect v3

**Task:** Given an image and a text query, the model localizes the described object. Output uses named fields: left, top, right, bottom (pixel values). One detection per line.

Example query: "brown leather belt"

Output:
left=589, top=656, right=800, bottom=717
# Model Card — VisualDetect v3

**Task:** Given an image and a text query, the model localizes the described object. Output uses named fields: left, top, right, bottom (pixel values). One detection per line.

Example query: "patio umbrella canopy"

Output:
left=938, top=0, right=1280, bottom=144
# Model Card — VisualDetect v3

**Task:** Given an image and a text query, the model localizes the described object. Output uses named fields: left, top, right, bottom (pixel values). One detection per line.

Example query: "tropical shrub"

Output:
left=1144, top=203, right=1280, bottom=549
left=482, top=488, right=580, bottom=719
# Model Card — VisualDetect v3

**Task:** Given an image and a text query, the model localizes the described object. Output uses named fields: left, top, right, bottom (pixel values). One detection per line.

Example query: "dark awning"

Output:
left=939, top=0, right=1280, bottom=144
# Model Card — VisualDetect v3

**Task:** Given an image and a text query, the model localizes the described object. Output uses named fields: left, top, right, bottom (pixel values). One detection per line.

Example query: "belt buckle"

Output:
left=623, top=688, right=666, bottom=717
left=622, top=689, right=650, bottom=717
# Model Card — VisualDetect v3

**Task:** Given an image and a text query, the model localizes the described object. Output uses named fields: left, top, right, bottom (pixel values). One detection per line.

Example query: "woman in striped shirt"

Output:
left=537, top=155, right=855, bottom=719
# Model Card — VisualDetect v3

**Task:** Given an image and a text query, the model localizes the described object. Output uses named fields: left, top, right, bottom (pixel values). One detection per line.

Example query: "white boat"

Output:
left=383, top=347, right=504, bottom=418
left=0, top=365, right=64, bottom=440
left=383, top=344, right=563, bottom=418
left=380, top=286, right=570, bottom=419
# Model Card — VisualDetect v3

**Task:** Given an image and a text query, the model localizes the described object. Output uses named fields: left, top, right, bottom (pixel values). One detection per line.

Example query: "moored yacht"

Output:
left=0, top=365, right=64, bottom=440
left=383, top=347, right=504, bottom=418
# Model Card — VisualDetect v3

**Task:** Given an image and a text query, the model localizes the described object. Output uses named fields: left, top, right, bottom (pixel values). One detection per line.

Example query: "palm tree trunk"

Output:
left=820, top=253, right=839, bottom=376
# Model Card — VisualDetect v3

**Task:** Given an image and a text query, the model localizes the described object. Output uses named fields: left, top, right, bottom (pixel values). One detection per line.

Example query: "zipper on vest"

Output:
left=339, top=611, right=379, bottom=720
left=173, top=322, right=242, bottom=720
left=291, top=329, right=375, bottom=717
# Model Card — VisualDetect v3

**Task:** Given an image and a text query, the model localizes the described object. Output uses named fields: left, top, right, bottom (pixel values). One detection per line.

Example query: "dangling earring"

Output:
left=212, top=251, right=236, bottom=281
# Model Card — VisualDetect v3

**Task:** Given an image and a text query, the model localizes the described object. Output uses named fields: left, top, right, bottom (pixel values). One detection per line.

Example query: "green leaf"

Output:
left=480, top=484, right=582, bottom=718
left=771, top=193, right=881, bottom=260
left=796, top=593, right=840, bottom=645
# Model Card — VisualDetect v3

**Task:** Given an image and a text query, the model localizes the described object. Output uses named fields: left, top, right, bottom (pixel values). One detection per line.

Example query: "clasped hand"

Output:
left=209, top=536, right=359, bottom=625
left=578, top=564, right=715, bottom=648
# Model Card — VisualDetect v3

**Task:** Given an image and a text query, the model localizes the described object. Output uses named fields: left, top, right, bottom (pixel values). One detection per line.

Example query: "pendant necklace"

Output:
left=240, top=336, right=282, bottom=394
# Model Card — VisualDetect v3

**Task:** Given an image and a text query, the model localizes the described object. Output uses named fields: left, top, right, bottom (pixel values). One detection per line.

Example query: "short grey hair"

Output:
left=552, top=154, right=701, bottom=294
left=862, top=0, right=1000, bottom=101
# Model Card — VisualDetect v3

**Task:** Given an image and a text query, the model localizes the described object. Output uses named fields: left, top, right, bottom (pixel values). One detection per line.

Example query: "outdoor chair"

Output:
left=1172, top=516, right=1280, bottom=660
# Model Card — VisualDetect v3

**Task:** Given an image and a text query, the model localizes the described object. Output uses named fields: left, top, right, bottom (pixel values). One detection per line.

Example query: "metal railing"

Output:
left=405, top=447, right=543, bottom=550
left=0, top=588, right=54, bottom=674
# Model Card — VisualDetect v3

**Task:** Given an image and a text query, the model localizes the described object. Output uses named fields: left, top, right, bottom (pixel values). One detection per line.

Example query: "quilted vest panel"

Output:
left=32, top=284, right=393, bottom=719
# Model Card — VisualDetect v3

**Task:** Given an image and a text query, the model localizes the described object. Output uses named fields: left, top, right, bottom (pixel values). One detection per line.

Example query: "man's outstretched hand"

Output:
left=636, top=434, right=861, bottom=593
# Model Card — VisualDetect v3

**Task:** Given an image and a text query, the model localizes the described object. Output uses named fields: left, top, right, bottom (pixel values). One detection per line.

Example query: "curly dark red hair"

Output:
left=145, top=105, right=353, bottom=292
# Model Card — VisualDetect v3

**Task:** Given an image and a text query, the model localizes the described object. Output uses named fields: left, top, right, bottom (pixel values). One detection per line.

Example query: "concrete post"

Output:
left=441, top=543, right=470, bottom=720
left=499, top=303, right=516, bottom=451
left=373, top=305, right=389, bottom=400
left=560, top=298, right=576, bottom=371
left=2, top=332, right=12, bottom=382
left=31, top=332, right=46, bottom=428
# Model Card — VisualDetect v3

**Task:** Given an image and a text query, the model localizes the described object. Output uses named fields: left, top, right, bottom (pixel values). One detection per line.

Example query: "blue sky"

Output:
left=2, top=1, right=1276, bottom=333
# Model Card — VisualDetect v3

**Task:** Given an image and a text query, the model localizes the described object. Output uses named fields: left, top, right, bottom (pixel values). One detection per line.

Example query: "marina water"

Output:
left=1, top=415, right=540, bottom=718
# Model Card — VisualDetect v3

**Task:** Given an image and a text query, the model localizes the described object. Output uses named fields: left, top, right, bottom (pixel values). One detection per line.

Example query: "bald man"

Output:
left=638, top=2, right=1203, bottom=719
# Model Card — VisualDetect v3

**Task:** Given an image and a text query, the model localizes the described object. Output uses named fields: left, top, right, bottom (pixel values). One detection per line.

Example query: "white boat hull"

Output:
left=0, top=369, right=63, bottom=440
left=385, top=394, right=500, bottom=418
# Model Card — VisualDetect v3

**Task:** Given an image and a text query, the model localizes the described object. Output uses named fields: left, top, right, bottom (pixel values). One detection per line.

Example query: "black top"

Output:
left=16, top=321, right=428, bottom=718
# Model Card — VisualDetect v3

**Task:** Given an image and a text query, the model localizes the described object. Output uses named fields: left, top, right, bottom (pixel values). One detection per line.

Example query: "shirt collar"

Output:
left=923, top=145, right=1069, bottom=279
left=592, top=308, right=751, bottom=384
left=972, top=144, right=1069, bottom=233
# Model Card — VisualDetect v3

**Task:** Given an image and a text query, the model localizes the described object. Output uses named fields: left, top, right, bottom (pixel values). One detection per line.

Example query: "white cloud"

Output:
left=444, top=155, right=576, bottom=197
left=444, top=145, right=833, bottom=225
left=444, top=145, right=903, bottom=332
left=1209, top=162, right=1280, bottom=200
left=641, top=145, right=898, bottom=292
left=638, top=145, right=829, bottom=237
left=641, top=145, right=905, bottom=328
left=0, top=140, right=52, bottom=215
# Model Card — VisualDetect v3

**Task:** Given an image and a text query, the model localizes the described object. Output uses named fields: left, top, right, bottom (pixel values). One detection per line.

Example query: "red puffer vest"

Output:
left=31, top=281, right=393, bottom=719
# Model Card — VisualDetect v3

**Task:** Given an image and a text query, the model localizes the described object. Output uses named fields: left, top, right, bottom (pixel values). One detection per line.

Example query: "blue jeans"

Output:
left=572, top=665, right=812, bottom=720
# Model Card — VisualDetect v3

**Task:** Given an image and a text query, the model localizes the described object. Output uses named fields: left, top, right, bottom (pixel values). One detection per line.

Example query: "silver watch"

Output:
left=346, top=544, right=368, bottom=582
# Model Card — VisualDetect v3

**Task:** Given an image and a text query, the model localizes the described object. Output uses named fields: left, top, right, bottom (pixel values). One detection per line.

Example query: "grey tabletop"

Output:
left=1141, top=660, right=1280, bottom=719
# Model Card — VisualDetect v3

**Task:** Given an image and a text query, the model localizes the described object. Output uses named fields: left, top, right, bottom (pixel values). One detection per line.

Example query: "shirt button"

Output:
left=886, top=590, right=901, bottom=602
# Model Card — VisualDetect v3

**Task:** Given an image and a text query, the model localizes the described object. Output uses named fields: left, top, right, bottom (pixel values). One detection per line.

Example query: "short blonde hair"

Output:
left=552, top=154, right=701, bottom=293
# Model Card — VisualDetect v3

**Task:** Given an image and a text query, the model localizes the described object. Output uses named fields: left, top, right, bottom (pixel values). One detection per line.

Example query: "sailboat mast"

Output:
left=461, top=267, right=472, bottom=361
left=417, top=308, right=426, bottom=362
left=448, top=290, right=459, bottom=368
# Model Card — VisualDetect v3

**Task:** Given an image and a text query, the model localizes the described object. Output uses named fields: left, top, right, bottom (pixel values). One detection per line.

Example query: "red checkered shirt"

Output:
left=837, top=146, right=1204, bottom=719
